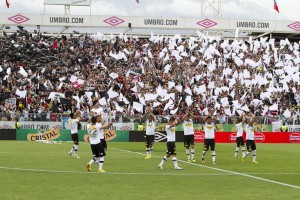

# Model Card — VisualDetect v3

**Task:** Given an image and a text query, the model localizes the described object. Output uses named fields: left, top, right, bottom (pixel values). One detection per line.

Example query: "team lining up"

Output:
left=67, top=108, right=258, bottom=172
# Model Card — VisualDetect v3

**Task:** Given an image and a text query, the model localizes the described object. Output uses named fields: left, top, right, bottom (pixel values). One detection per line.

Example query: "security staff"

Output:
left=137, top=122, right=144, bottom=131
left=280, top=122, right=288, bottom=132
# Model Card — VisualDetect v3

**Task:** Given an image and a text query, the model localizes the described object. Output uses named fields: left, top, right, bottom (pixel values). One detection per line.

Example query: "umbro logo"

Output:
left=154, top=132, right=167, bottom=142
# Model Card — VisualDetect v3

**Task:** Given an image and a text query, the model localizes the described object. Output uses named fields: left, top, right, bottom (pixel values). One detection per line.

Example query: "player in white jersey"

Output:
left=234, top=113, right=246, bottom=158
left=144, top=108, right=156, bottom=159
left=68, top=110, right=82, bottom=158
left=181, top=111, right=196, bottom=162
left=158, top=116, right=182, bottom=170
left=201, top=108, right=217, bottom=164
left=242, top=113, right=258, bottom=164
left=86, top=116, right=112, bottom=173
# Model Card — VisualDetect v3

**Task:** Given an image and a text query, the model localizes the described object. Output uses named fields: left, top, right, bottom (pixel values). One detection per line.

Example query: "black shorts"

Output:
left=145, top=135, right=155, bottom=147
left=236, top=136, right=245, bottom=147
left=71, top=133, right=79, bottom=145
left=246, top=140, right=256, bottom=151
left=203, top=139, right=215, bottom=151
left=90, top=142, right=106, bottom=158
left=101, top=139, right=107, bottom=149
left=184, top=135, right=195, bottom=148
left=166, top=142, right=176, bottom=155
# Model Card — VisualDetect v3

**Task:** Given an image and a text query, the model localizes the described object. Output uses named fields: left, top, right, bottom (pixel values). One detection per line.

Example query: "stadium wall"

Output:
left=1, top=13, right=300, bottom=33
left=1, top=121, right=299, bottom=143
left=0, top=129, right=16, bottom=140
left=15, top=129, right=129, bottom=142
left=0, top=121, right=273, bottom=132
left=0, top=129, right=299, bottom=143
left=129, top=131, right=300, bottom=143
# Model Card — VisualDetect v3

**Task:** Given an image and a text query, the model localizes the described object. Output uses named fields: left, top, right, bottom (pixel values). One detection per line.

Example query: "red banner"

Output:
left=194, top=132, right=300, bottom=143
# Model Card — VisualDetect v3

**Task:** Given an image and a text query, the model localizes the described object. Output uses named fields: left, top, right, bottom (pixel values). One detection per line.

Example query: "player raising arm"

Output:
left=86, top=116, right=113, bottom=173
left=68, top=110, right=83, bottom=158
left=181, top=110, right=196, bottom=163
left=234, top=113, right=246, bottom=158
left=201, top=108, right=217, bottom=164
left=158, top=116, right=183, bottom=170
left=144, top=106, right=156, bottom=159
left=242, top=112, right=259, bottom=164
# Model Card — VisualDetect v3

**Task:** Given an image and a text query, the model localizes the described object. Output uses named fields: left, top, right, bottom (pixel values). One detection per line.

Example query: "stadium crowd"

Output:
left=0, top=27, right=299, bottom=123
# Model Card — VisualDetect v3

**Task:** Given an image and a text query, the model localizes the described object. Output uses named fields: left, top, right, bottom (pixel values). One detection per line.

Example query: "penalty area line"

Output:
left=111, top=148, right=300, bottom=189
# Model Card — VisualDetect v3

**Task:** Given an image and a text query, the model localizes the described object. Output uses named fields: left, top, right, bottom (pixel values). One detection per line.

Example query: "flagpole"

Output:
left=275, top=10, right=277, bottom=32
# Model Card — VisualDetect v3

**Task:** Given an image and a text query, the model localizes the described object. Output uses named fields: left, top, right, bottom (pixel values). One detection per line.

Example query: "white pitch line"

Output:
left=1, top=166, right=299, bottom=177
left=111, top=148, right=300, bottom=189
left=0, top=166, right=232, bottom=176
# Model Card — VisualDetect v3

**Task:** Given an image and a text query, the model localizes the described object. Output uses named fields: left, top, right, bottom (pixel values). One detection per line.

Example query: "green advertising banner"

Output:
left=16, top=129, right=129, bottom=142
left=135, top=123, right=272, bottom=132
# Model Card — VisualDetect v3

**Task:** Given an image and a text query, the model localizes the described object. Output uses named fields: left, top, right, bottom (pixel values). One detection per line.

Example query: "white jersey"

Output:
left=87, top=123, right=103, bottom=145
left=69, top=118, right=79, bottom=134
left=166, top=125, right=176, bottom=142
left=235, top=123, right=244, bottom=137
left=204, top=123, right=215, bottom=139
left=97, top=122, right=105, bottom=140
left=145, top=120, right=156, bottom=136
left=183, top=120, right=194, bottom=135
left=246, top=124, right=255, bottom=140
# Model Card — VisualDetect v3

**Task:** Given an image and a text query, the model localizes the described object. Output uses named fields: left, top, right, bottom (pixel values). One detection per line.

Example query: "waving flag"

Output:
left=274, top=0, right=279, bottom=13
left=6, top=0, right=10, bottom=8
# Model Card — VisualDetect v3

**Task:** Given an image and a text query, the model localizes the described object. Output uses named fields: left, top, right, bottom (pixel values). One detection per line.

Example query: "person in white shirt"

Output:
left=181, top=111, right=196, bottom=163
left=242, top=113, right=258, bottom=164
left=86, top=116, right=112, bottom=173
left=68, top=110, right=82, bottom=158
left=158, top=116, right=183, bottom=170
left=234, top=113, right=246, bottom=158
left=144, top=107, right=156, bottom=159
left=201, top=108, right=217, bottom=164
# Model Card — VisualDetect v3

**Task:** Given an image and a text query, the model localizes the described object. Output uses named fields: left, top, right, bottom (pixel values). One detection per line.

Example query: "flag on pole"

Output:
left=136, top=0, right=140, bottom=3
left=274, top=0, right=279, bottom=13
left=6, top=0, right=10, bottom=8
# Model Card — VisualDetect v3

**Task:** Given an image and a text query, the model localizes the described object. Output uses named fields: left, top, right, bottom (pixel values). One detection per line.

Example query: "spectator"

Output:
left=0, top=30, right=298, bottom=122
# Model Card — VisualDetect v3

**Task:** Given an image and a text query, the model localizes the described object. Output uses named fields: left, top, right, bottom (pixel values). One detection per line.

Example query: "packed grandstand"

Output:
left=0, top=26, right=299, bottom=124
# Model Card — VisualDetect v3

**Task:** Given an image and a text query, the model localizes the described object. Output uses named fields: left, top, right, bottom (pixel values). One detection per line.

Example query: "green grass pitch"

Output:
left=0, top=141, right=299, bottom=200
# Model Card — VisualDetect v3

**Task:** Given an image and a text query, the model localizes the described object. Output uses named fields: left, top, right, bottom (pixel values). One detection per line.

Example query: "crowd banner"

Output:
left=129, top=131, right=185, bottom=142
left=134, top=123, right=271, bottom=132
left=272, top=124, right=300, bottom=133
left=62, top=120, right=134, bottom=131
left=0, top=121, right=62, bottom=130
left=0, top=121, right=271, bottom=132
left=195, top=132, right=300, bottom=143
left=16, top=129, right=129, bottom=142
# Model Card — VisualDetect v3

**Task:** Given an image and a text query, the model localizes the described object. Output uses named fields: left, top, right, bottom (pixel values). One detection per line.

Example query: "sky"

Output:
left=1, top=0, right=299, bottom=21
